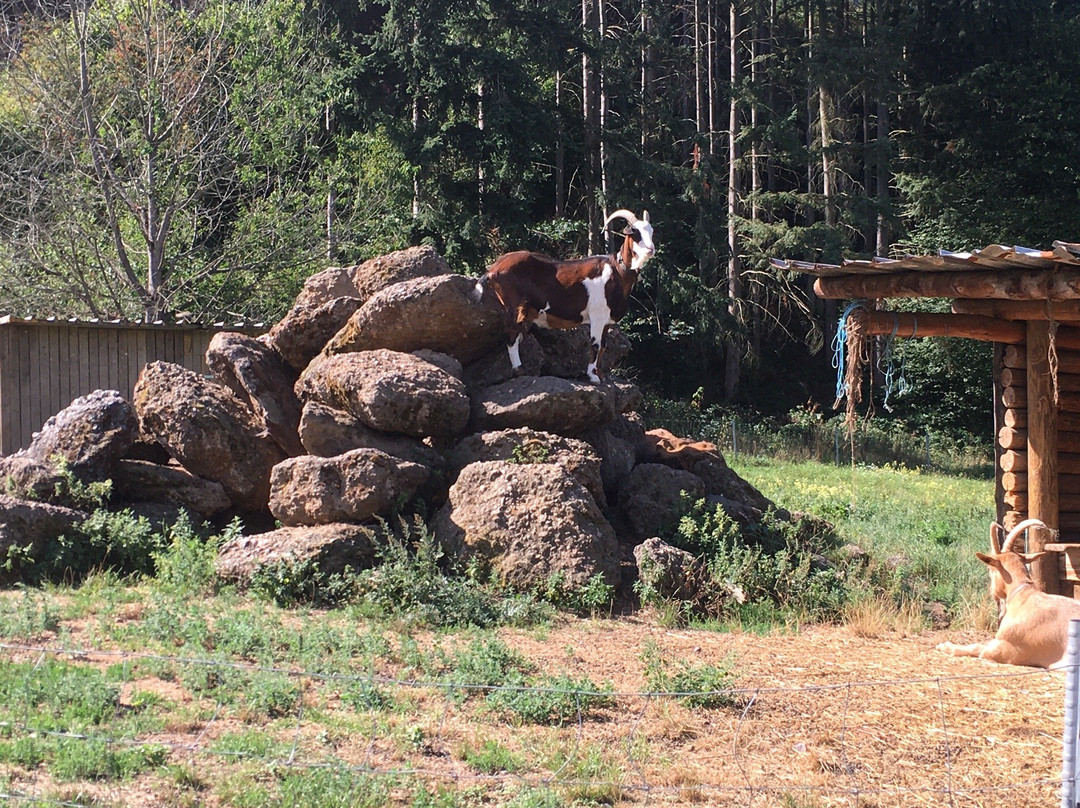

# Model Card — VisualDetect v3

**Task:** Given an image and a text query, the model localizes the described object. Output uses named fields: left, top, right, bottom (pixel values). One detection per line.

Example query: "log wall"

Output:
left=0, top=318, right=263, bottom=455
left=1000, top=343, right=1080, bottom=571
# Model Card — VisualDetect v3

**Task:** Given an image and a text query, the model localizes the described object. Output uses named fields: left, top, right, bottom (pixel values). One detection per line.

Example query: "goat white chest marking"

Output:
left=581, top=264, right=614, bottom=330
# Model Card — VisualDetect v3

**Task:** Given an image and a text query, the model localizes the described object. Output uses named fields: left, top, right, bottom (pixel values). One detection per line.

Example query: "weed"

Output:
left=49, top=738, right=167, bottom=781
left=447, top=635, right=532, bottom=700
left=341, top=677, right=394, bottom=711
left=352, top=516, right=531, bottom=628
left=0, top=659, right=120, bottom=730
left=509, top=439, right=552, bottom=465
left=487, top=673, right=614, bottom=725
left=640, top=639, right=740, bottom=708
left=461, top=738, right=524, bottom=774
left=152, top=513, right=231, bottom=595
left=534, top=572, right=615, bottom=617
left=248, top=556, right=358, bottom=607
left=244, top=671, right=300, bottom=718
left=0, top=588, right=60, bottom=639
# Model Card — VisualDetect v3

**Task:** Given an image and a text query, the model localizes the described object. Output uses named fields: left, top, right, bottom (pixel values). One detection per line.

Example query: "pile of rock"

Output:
left=0, top=246, right=805, bottom=596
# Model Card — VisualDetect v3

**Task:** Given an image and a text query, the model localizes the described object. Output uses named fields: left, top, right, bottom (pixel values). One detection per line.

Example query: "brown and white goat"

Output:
left=936, top=518, right=1080, bottom=668
left=478, top=209, right=655, bottom=383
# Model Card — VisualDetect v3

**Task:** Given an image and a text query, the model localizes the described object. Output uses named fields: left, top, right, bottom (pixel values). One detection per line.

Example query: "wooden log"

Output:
left=814, top=268, right=1080, bottom=301
left=952, top=298, right=1080, bottom=322
left=1001, top=450, right=1027, bottom=472
left=847, top=310, right=1024, bottom=343
left=1002, top=344, right=1080, bottom=373
left=999, top=367, right=1080, bottom=392
left=1004, top=492, right=1080, bottom=512
left=1001, top=387, right=1080, bottom=411
left=1001, top=472, right=1080, bottom=495
left=998, top=409, right=1080, bottom=431
left=998, top=428, right=1080, bottom=453
left=1003, top=510, right=1080, bottom=533
left=1028, top=320, right=1060, bottom=593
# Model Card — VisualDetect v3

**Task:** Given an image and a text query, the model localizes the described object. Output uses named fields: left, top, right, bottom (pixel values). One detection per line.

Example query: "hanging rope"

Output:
left=831, top=301, right=873, bottom=429
left=832, top=301, right=867, bottom=405
left=879, top=315, right=913, bottom=413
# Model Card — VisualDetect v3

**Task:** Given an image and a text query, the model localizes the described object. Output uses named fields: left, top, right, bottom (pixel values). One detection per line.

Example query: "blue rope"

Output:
left=879, top=315, right=914, bottom=412
left=832, top=301, right=867, bottom=403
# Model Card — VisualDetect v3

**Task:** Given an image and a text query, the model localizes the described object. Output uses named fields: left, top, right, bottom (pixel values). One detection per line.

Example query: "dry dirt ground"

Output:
left=1, top=615, right=1068, bottom=808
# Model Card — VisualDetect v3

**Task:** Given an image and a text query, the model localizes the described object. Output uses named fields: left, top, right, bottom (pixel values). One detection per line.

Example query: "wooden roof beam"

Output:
left=813, top=268, right=1080, bottom=301
left=849, top=310, right=1025, bottom=343
left=952, top=299, right=1080, bottom=322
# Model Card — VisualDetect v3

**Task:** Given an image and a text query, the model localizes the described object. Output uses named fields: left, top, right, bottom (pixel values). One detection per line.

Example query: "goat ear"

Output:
left=642, top=209, right=650, bottom=222
left=975, top=552, right=996, bottom=567
left=1018, top=551, right=1047, bottom=565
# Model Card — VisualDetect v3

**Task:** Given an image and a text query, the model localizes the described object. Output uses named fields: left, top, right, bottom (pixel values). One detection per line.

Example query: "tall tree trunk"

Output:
left=598, top=0, right=609, bottom=231
left=875, top=100, right=891, bottom=255
left=725, top=0, right=743, bottom=402
left=803, top=0, right=815, bottom=227
left=555, top=70, right=565, bottom=216
left=326, top=102, right=336, bottom=261
left=819, top=84, right=837, bottom=228
left=707, top=0, right=715, bottom=156
left=477, top=78, right=485, bottom=215
left=582, top=0, right=600, bottom=252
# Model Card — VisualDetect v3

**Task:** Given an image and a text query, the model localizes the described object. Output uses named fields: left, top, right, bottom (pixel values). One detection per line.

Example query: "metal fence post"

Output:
left=731, top=417, right=738, bottom=458
left=834, top=426, right=840, bottom=466
left=1062, top=618, right=1080, bottom=808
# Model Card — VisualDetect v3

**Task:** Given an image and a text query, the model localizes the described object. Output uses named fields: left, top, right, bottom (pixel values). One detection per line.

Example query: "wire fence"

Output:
left=0, top=640, right=1070, bottom=807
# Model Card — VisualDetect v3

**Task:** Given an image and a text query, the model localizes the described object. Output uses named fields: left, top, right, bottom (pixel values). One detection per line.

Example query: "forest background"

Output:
left=1, top=0, right=1078, bottom=447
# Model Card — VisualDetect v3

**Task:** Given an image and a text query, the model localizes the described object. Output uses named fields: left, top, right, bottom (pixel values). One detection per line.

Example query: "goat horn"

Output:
left=990, top=522, right=1005, bottom=554
left=1001, top=518, right=1050, bottom=553
left=603, top=209, right=640, bottom=229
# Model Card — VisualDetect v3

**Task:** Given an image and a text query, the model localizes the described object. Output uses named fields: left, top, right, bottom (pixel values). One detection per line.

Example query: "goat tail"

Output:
left=1001, top=518, right=1054, bottom=553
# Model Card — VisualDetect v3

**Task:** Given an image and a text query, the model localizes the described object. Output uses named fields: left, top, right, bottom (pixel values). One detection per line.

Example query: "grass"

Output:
left=730, top=456, right=994, bottom=629
left=0, top=455, right=1006, bottom=805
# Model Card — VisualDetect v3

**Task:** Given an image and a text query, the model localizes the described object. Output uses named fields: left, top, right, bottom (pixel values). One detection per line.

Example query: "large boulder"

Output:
left=133, top=362, right=286, bottom=512
left=348, top=245, right=451, bottom=302
left=206, top=331, right=304, bottom=456
left=0, top=495, right=86, bottom=582
left=216, top=523, right=378, bottom=585
left=470, top=376, right=617, bottom=436
left=112, top=460, right=232, bottom=517
left=323, top=274, right=504, bottom=364
left=448, top=428, right=607, bottom=508
left=618, top=463, right=706, bottom=541
left=262, top=246, right=451, bottom=373
left=463, top=335, right=544, bottom=391
left=297, top=350, right=470, bottom=439
left=534, top=324, right=632, bottom=380
left=633, top=537, right=701, bottom=601
left=263, top=296, right=365, bottom=374
left=432, top=460, right=621, bottom=591
left=18, top=389, right=137, bottom=480
left=298, top=401, right=445, bottom=471
left=268, top=448, right=430, bottom=527
left=644, top=428, right=785, bottom=518
left=583, top=412, right=648, bottom=494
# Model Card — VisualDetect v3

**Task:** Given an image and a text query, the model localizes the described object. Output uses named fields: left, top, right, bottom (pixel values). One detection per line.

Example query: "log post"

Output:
left=1028, top=320, right=1060, bottom=593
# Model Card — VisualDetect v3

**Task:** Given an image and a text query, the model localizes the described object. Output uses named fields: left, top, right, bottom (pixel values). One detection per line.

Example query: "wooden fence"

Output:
left=0, top=316, right=264, bottom=455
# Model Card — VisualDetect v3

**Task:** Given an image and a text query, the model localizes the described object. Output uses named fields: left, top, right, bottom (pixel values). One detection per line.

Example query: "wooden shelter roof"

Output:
left=772, top=242, right=1080, bottom=279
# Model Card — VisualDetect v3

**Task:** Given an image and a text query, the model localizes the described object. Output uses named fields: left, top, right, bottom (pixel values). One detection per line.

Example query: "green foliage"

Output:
left=0, top=588, right=60, bottom=639
left=152, top=513, right=233, bottom=596
left=640, top=640, right=739, bottom=709
left=248, top=557, right=358, bottom=608
left=351, top=516, right=551, bottom=629
left=533, top=572, right=614, bottom=617
left=49, top=457, right=112, bottom=511
left=0, top=659, right=119, bottom=730
left=461, top=739, right=524, bottom=774
left=647, top=498, right=848, bottom=624
left=486, top=673, right=614, bottom=725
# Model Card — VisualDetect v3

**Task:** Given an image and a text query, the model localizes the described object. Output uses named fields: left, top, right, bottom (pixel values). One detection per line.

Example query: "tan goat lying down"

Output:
left=937, top=518, right=1080, bottom=668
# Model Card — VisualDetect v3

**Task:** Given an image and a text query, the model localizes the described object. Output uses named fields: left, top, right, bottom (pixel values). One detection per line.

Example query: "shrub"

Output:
left=486, top=673, right=614, bottom=725
left=640, top=639, right=740, bottom=709
left=153, top=514, right=235, bottom=595
left=659, top=499, right=850, bottom=622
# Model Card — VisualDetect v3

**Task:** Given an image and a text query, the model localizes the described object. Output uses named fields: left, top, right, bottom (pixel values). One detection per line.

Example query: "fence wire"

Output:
left=0, top=641, right=1069, bottom=807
